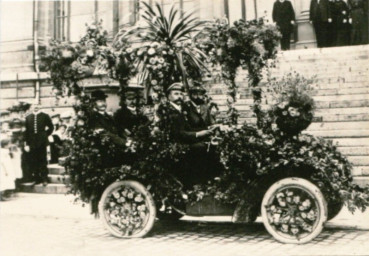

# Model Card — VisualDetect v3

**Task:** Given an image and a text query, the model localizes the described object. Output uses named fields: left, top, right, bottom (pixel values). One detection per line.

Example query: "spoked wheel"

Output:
left=261, top=178, right=327, bottom=244
left=98, top=180, right=156, bottom=238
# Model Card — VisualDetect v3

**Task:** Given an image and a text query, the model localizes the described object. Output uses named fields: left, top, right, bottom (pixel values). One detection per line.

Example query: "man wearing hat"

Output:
left=24, top=104, right=54, bottom=185
left=161, top=83, right=218, bottom=188
left=162, top=82, right=215, bottom=144
left=184, top=83, right=215, bottom=132
left=113, top=88, right=148, bottom=138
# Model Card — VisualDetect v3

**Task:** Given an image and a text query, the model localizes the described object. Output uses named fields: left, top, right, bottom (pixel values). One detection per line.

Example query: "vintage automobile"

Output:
left=96, top=127, right=345, bottom=244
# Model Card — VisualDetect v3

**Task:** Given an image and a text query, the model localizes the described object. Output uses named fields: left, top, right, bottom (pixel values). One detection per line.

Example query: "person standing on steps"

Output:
left=334, top=0, right=351, bottom=46
left=24, top=104, right=54, bottom=186
left=310, top=0, right=333, bottom=48
left=272, top=0, right=296, bottom=50
left=348, top=0, right=367, bottom=45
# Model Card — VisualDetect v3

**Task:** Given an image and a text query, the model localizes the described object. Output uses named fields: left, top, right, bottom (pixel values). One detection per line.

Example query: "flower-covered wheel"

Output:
left=261, top=178, right=327, bottom=244
left=98, top=180, right=156, bottom=238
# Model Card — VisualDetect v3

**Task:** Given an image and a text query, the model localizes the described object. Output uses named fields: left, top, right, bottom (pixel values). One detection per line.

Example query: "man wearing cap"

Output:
left=184, top=83, right=215, bottom=132
left=161, top=82, right=215, bottom=144
left=113, top=89, right=148, bottom=138
left=24, top=104, right=54, bottom=185
left=160, top=83, right=218, bottom=187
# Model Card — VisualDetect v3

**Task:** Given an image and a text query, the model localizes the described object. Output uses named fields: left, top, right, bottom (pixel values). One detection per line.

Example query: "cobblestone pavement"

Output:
left=1, top=193, right=369, bottom=256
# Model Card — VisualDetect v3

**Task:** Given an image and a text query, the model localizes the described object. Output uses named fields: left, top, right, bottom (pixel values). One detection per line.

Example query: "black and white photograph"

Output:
left=0, top=0, right=369, bottom=255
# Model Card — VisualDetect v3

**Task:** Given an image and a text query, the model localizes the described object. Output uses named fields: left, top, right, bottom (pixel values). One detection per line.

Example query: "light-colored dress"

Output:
left=0, top=143, right=22, bottom=191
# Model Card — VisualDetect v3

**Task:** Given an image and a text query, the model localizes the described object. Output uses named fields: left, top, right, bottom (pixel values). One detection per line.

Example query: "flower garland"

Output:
left=202, top=18, right=280, bottom=125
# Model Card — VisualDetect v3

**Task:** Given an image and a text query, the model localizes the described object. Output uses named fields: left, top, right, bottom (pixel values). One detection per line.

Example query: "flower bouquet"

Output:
left=269, top=73, right=315, bottom=136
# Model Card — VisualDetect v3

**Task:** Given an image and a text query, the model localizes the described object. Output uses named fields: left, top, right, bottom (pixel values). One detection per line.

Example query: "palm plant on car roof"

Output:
left=130, top=1, right=209, bottom=94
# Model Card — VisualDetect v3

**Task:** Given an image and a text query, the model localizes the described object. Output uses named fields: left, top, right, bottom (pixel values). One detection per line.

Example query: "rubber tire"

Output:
left=327, top=199, right=344, bottom=221
left=157, top=211, right=184, bottom=221
left=261, top=177, right=327, bottom=244
left=98, top=180, right=156, bottom=238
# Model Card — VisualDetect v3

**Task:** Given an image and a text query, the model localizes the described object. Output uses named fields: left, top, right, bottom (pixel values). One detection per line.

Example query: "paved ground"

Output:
left=1, top=193, right=369, bottom=256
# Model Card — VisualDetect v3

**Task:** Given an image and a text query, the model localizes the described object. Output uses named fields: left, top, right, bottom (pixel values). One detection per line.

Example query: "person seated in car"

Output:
left=113, top=88, right=149, bottom=139
left=159, top=82, right=215, bottom=144
left=183, top=83, right=215, bottom=132
left=159, top=82, right=219, bottom=187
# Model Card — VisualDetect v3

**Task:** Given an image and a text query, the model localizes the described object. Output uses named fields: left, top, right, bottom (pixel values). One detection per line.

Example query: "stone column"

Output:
left=293, top=0, right=317, bottom=49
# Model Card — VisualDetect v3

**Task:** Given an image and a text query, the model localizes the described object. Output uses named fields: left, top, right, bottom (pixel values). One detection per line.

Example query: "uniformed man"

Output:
left=335, top=0, right=351, bottom=46
left=183, top=84, right=215, bottom=132
left=24, top=104, right=54, bottom=185
left=113, top=88, right=149, bottom=138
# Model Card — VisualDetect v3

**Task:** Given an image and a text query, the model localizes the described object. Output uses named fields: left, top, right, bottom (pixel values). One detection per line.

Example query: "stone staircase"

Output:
left=209, top=44, right=369, bottom=187
left=20, top=164, right=69, bottom=194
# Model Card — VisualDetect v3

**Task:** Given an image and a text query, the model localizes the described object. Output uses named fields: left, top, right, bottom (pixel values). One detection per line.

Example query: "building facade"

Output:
left=0, top=0, right=368, bottom=110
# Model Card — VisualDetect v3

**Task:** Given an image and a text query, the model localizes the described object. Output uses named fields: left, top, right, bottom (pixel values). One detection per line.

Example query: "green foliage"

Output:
left=113, top=2, right=209, bottom=98
left=201, top=18, right=281, bottom=124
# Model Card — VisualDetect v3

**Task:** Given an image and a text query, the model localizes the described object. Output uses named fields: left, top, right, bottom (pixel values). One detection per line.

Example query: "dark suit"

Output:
left=163, top=103, right=220, bottom=187
left=161, top=103, right=198, bottom=144
left=348, top=0, right=368, bottom=45
left=89, top=110, right=126, bottom=167
left=113, top=106, right=149, bottom=137
left=273, top=0, right=295, bottom=50
left=89, top=111, right=126, bottom=146
left=310, top=0, right=332, bottom=47
left=183, top=101, right=214, bottom=132
left=333, top=0, right=351, bottom=46
left=24, top=112, right=54, bottom=183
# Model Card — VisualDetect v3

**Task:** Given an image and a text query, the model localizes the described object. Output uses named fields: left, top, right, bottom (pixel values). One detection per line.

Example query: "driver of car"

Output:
left=164, top=82, right=215, bottom=144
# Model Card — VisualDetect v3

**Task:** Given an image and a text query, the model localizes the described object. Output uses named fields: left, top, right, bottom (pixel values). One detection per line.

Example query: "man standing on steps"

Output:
left=24, top=104, right=54, bottom=186
left=272, top=0, right=296, bottom=50
left=310, top=0, right=333, bottom=48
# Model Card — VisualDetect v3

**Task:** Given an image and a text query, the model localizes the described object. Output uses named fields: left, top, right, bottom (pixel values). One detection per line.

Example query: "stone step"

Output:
left=352, top=166, right=369, bottom=176
left=337, top=146, right=369, bottom=156
left=331, top=138, right=369, bottom=147
left=48, top=174, right=70, bottom=184
left=237, top=111, right=369, bottom=122
left=314, top=113, right=369, bottom=122
left=19, top=183, right=68, bottom=194
left=304, top=130, right=369, bottom=138
left=48, top=164, right=66, bottom=175
left=347, top=156, right=369, bottom=166
left=215, top=97, right=369, bottom=109
left=352, top=176, right=369, bottom=188
left=211, top=86, right=369, bottom=97
left=308, top=121, right=369, bottom=131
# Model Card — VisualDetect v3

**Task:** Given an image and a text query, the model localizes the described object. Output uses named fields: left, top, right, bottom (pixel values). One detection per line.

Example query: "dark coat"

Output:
left=24, top=112, right=54, bottom=148
left=183, top=101, right=214, bottom=132
left=272, top=0, right=295, bottom=33
left=160, top=103, right=198, bottom=144
left=310, top=0, right=332, bottom=22
left=89, top=111, right=126, bottom=146
left=89, top=111, right=118, bottom=134
left=113, top=106, right=149, bottom=137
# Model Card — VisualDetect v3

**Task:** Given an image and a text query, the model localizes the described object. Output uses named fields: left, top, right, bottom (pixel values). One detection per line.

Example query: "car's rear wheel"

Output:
left=261, top=177, right=327, bottom=244
left=99, top=180, right=156, bottom=238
